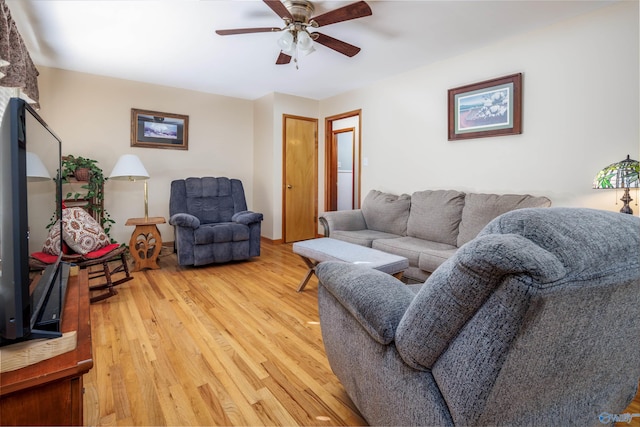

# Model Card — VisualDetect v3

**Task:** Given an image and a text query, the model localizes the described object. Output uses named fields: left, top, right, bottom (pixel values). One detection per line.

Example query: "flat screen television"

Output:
left=0, top=97, right=70, bottom=347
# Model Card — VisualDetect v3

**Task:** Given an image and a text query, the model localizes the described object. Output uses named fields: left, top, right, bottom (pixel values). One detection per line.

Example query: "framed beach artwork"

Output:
left=131, top=108, right=189, bottom=150
left=448, top=73, right=522, bottom=141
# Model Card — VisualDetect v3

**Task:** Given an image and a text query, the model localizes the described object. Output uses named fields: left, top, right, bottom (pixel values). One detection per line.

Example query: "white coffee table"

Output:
left=292, top=237, right=409, bottom=292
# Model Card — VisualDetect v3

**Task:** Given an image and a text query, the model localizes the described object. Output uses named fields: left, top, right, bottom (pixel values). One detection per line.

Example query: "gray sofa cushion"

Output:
left=361, top=190, right=411, bottom=236
left=373, top=236, right=457, bottom=269
left=456, top=193, right=551, bottom=247
left=418, top=247, right=458, bottom=273
left=407, top=190, right=466, bottom=246
left=330, top=229, right=401, bottom=248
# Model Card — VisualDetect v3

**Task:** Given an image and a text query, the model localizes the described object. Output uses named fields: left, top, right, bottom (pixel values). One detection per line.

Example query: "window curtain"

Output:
left=0, top=0, right=39, bottom=108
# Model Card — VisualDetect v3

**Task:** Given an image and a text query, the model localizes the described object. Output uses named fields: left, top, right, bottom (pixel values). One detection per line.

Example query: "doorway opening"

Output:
left=325, top=110, right=361, bottom=212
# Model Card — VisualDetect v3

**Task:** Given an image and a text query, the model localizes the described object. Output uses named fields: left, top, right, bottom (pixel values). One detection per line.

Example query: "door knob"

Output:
left=287, top=184, right=293, bottom=189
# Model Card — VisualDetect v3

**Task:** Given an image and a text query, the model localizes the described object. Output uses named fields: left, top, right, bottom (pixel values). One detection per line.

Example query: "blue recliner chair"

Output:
left=169, top=177, right=263, bottom=266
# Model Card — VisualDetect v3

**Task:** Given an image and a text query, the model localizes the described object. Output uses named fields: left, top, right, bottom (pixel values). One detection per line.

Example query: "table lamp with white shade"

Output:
left=26, top=151, right=52, bottom=181
left=109, top=154, right=150, bottom=219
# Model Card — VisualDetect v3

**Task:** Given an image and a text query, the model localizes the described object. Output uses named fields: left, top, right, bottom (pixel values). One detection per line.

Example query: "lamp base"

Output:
left=620, top=187, right=633, bottom=215
left=144, top=180, right=149, bottom=220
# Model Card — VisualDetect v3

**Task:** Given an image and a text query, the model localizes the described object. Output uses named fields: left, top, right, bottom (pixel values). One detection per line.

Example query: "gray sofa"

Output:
left=316, top=207, right=640, bottom=426
left=320, top=189, right=551, bottom=282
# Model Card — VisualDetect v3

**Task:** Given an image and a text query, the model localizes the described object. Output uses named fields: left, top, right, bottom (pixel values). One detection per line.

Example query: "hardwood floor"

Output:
left=83, top=241, right=640, bottom=426
left=83, top=241, right=366, bottom=426
left=622, top=397, right=640, bottom=427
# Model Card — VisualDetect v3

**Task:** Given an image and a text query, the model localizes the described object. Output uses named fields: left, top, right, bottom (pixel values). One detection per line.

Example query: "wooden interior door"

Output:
left=283, top=115, right=318, bottom=243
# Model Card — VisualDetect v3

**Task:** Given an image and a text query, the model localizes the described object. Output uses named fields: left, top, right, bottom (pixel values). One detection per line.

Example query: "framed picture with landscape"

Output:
left=131, top=108, right=189, bottom=150
left=448, top=73, right=522, bottom=141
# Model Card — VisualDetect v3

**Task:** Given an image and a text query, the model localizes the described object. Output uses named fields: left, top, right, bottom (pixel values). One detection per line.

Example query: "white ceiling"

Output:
left=8, top=0, right=614, bottom=101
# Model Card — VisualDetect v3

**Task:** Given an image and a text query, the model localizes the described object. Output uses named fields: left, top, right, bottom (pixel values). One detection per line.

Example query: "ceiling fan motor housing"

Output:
left=283, top=0, right=315, bottom=24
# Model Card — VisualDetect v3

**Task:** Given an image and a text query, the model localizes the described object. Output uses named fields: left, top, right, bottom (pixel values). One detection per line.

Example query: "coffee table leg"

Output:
left=297, top=256, right=319, bottom=292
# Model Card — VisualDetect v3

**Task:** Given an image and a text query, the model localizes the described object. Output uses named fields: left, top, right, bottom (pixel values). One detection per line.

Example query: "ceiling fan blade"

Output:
left=313, top=33, right=361, bottom=57
left=276, top=52, right=292, bottom=65
left=263, top=0, right=294, bottom=21
left=310, top=1, right=372, bottom=27
left=216, top=27, right=281, bottom=36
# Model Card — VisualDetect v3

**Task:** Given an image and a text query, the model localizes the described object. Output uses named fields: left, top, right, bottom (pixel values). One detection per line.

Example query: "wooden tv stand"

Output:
left=0, top=269, right=93, bottom=426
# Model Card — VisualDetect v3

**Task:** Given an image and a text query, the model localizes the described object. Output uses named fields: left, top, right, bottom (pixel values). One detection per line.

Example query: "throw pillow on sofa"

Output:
left=456, top=193, right=552, bottom=247
left=361, top=190, right=411, bottom=236
left=407, top=190, right=466, bottom=246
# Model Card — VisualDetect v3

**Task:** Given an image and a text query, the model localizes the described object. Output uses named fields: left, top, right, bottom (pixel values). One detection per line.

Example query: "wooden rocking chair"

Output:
left=31, top=244, right=133, bottom=303
left=68, top=245, right=132, bottom=303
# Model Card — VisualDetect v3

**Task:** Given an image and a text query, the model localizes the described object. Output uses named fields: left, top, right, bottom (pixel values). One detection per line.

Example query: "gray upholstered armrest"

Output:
left=395, top=233, right=565, bottom=370
left=316, top=262, right=415, bottom=345
left=169, top=213, right=200, bottom=229
left=232, top=210, right=263, bottom=225
left=319, top=209, right=367, bottom=237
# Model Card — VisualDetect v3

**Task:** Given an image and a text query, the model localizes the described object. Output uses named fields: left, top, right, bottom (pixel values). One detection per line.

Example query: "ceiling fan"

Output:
left=216, top=0, right=372, bottom=66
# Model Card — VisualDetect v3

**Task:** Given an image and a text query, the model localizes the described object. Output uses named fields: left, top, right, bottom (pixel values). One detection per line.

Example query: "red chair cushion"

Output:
left=83, top=243, right=121, bottom=259
left=31, top=243, right=121, bottom=264
left=30, top=251, right=59, bottom=264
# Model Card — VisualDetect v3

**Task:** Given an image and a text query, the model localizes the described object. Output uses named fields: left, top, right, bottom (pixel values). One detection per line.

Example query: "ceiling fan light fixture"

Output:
left=297, top=30, right=313, bottom=51
left=277, top=30, right=295, bottom=52
left=300, top=44, right=315, bottom=56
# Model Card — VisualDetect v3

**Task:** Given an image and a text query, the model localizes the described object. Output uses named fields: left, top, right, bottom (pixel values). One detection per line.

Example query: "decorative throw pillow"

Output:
left=361, top=190, right=411, bottom=235
left=62, top=207, right=109, bottom=255
left=456, top=193, right=552, bottom=247
left=42, top=221, right=62, bottom=255
left=406, top=190, right=466, bottom=246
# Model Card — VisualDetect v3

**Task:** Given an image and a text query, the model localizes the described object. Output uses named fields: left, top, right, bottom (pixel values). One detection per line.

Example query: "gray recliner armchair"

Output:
left=169, top=177, right=263, bottom=266
left=316, top=207, right=640, bottom=426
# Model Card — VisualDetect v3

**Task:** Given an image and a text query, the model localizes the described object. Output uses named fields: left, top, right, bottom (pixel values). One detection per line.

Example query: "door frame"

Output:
left=325, top=109, right=362, bottom=211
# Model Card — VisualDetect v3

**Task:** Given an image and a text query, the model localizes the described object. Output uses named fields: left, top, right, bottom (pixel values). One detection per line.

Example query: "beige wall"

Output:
left=253, top=92, right=319, bottom=240
left=253, top=93, right=276, bottom=238
left=36, top=68, right=254, bottom=244
left=272, top=93, right=319, bottom=240
left=27, top=0, right=640, bottom=246
left=318, top=1, right=639, bottom=216
left=35, top=68, right=323, bottom=243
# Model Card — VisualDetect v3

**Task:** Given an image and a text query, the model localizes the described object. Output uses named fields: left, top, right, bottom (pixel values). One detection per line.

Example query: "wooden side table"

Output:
left=125, top=216, right=166, bottom=271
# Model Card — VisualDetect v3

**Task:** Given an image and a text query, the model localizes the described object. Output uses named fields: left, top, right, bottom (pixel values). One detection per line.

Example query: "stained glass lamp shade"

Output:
left=593, top=154, right=639, bottom=214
